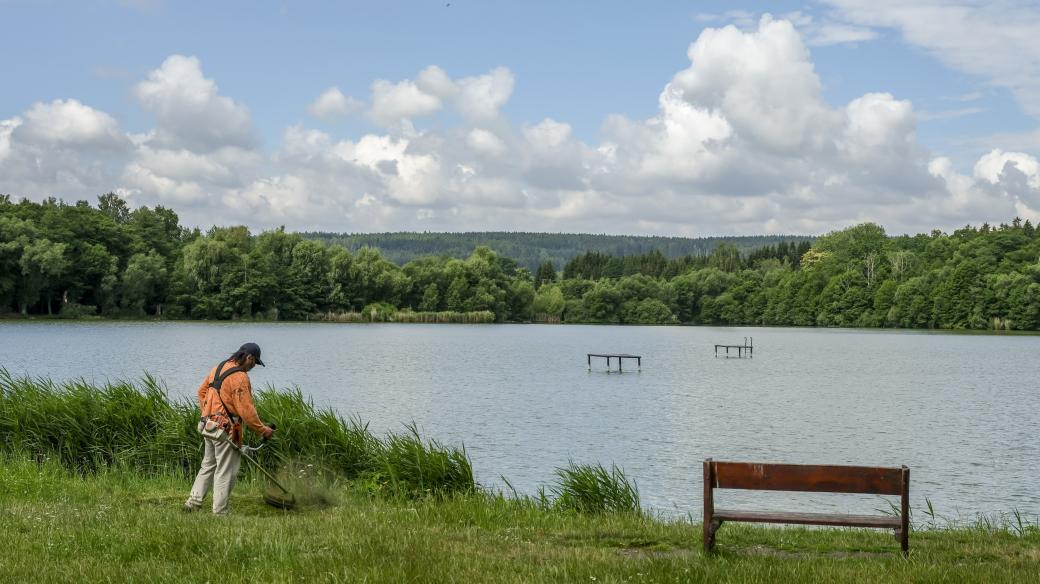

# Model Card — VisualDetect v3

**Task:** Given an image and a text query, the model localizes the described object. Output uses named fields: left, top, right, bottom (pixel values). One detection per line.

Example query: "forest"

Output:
left=3, top=193, right=1040, bottom=330
left=302, top=231, right=808, bottom=272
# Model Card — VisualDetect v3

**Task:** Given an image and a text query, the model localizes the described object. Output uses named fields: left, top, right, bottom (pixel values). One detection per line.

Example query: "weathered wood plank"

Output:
left=711, top=461, right=904, bottom=495
left=713, top=509, right=901, bottom=528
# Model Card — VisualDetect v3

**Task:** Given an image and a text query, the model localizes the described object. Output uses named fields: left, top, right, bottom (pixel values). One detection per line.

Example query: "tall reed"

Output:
left=373, top=423, right=474, bottom=498
left=315, top=310, right=496, bottom=324
left=0, top=371, right=645, bottom=514
left=0, top=370, right=473, bottom=498
left=0, top=371, right=197, bottom=473
left=550, top=461, right=641, bottom=514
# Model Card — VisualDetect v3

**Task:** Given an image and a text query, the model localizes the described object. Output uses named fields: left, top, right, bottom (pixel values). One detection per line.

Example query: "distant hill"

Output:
left=300, top=231, right=814, bottom=271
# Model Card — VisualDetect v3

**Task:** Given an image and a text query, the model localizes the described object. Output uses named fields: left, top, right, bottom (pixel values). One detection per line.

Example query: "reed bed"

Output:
left=0, top=371, right=198, bottom=474
left=376, top=424, right=475, bottom=497
left=550, top=462, right=641, bottom=514
left=313, top=310, right=368, bottom=322
left=315, top=310, right=496, bottom=323
left=391, top=310, right=496, bottom=323
left=0, top=370, right=473, bottom=498
left=0, top=371, right=640, bottom=514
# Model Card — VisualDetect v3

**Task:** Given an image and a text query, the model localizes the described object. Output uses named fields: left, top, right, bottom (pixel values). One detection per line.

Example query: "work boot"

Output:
left=182, top=501, right=203, bottom=513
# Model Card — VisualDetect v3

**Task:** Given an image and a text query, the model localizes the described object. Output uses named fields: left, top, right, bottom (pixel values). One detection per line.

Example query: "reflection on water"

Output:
left=2, top=321, right=1038, bottom=518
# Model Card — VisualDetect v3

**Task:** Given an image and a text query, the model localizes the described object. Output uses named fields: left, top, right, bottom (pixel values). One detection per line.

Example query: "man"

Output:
left=184, top=342, right=275, bottom=514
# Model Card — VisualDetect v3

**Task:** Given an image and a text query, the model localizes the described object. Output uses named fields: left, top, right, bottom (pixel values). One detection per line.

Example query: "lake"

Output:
left=1, top=321, right=1037, bottom=521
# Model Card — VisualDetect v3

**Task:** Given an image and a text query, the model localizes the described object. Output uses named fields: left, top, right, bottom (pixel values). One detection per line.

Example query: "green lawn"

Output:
left=1, top=459, right=1036, bottom=583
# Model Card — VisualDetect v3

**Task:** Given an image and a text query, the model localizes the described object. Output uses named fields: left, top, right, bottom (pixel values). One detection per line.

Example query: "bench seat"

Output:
left=713, top=509, right=901, bottom=529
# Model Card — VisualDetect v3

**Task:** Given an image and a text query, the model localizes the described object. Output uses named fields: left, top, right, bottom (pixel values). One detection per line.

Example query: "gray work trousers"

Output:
left=186, top=434, right=242, bottom=514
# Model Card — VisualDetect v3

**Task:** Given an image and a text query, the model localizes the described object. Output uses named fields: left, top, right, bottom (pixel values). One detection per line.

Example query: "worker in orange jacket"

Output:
left=184, top=342, right=275, bottom=514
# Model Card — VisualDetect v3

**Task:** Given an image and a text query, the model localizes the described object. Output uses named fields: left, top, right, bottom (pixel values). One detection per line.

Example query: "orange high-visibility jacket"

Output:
left=196, top=363, right=272, bottom=445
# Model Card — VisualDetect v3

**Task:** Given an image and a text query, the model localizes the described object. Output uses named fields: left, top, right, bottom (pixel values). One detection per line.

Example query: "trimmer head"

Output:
left=263, top=489, right=297, bottom=510
left=237, top=441, right=296, bottom=509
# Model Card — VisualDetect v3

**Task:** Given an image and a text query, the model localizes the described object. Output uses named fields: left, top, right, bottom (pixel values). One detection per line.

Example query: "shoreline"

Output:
left=4, top=314, right=1040, bottom=336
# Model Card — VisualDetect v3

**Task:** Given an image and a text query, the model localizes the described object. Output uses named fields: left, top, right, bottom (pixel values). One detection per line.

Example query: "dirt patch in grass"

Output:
left=1000, top=547, right=1040, bottom=562
left=618, top=547, right=696, bottom=560
left=737, top=544, right=891, bottom=559
left=138, top=495, right=184, bottom=507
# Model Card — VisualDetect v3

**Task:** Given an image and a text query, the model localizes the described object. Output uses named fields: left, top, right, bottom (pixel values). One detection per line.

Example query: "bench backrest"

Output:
left=709, top=461, right=906, bottom=495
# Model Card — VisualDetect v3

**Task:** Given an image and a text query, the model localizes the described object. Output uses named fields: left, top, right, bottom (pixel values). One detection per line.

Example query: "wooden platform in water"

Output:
left=715, top=337, right=753, bottom=358
left=587, top=353, right=642, bottom=372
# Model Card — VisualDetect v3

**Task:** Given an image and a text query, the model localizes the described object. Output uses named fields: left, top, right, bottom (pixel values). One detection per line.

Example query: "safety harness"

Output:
left=201, top=358, right=245, bottom=431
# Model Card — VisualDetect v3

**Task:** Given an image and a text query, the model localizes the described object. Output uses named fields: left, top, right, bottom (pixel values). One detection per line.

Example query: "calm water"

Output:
left=1, top=321, right=1037, bottom=520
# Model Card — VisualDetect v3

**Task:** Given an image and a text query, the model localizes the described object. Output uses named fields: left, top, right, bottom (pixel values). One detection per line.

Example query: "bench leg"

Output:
left=704, top=519, right=722, bottom=553
left=894, top=529, right=908, bottom=556
left=703, top=459, right=716, bottom=554
left=900, top=466, right=910, bottom=556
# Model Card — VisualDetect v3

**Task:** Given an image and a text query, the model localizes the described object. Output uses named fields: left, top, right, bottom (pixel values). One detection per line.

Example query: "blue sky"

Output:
left=3, top=0, right=1040, bottom=235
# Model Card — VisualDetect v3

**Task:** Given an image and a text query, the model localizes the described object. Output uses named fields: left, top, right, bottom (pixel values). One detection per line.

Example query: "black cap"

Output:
left=239, top=342, right=265, bottom=367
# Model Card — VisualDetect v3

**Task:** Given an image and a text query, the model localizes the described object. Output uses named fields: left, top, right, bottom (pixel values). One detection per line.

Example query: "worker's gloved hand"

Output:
left=263, top=423, right=276, bottom=441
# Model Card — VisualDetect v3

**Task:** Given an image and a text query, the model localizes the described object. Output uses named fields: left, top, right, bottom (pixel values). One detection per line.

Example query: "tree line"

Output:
left=3, top=194, right=1040, bottom=330
left=535, top=221, right=1040, bottom=329
left=303, top=230, right=810, bottom=272
left=0, top=194, right=534, bottom=320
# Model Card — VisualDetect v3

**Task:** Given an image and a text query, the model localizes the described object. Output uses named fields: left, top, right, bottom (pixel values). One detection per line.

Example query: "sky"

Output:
left=3, top=0, right=1040, bottom=236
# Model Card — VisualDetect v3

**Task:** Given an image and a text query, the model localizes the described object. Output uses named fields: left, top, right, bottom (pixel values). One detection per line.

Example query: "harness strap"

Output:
left=210, top=359, right=247, bottom=392
left=205, top=359, right=245, bottom=425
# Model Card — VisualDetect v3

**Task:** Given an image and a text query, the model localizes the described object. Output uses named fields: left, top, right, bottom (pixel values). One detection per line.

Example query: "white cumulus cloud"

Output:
left=134, top=54, right=256, bottom=152
left=371, top=65, right=516, bottom=126
left=454, top=67, right=515, bottom=121
left=308, top=87, right=363, bottom=121
left=17, top=99, right=128, bottom=149
left=368, top=79, right=442, bottom=127
left=466, top=128, right=507, bottom=157
left=0, top=117, right=22, bottom=161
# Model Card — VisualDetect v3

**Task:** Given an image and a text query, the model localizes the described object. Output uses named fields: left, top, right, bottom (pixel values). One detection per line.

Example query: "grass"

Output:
left=0, top=458, right=1037, bottom=583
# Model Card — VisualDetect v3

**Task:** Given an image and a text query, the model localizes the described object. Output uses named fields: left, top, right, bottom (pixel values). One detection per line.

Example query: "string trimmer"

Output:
left=237, top=438, right=296, bottom=510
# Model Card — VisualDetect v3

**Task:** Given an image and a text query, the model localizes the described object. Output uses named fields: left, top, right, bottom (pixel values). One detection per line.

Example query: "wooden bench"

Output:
left=703, top=459, right=910, bottom=555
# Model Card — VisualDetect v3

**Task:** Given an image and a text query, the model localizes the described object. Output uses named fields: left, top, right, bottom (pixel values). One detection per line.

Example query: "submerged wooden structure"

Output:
left=714, top=337, right=753, bottom=358
left=587, top=353, right=641, bottom=372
